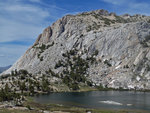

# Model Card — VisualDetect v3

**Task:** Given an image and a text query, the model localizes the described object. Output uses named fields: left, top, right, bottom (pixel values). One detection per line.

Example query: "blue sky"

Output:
left=0, top=0, right=150, bottom=66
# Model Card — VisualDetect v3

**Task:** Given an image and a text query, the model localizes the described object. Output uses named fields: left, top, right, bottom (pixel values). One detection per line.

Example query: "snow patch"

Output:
left=99, top=100, right=123, bottom=105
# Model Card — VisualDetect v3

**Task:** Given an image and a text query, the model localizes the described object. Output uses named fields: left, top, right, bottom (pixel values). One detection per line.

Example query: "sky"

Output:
left=0, top=0, right=150, bottom=67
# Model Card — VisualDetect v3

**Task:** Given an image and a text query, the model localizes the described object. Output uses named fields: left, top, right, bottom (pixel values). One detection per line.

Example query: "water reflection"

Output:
left=34, top=91, right=150, bottom=111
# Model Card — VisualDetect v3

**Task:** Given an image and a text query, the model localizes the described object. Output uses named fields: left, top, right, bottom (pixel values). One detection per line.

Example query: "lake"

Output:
left=34, top=91, right=150, bottom=111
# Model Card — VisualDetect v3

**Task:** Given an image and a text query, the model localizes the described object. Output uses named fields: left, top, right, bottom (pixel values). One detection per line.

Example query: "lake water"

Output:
left=34, top=91, right=150, bottom=111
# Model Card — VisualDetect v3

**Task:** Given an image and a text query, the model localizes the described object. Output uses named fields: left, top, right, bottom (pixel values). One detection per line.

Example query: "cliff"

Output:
left=2, top=9, right=150, bottom=90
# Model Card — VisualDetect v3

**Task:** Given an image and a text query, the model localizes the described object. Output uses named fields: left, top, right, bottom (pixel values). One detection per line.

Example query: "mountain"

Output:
left=0, top=65, right=11, bottom=74
left=1, top=9, right=150, bottom=91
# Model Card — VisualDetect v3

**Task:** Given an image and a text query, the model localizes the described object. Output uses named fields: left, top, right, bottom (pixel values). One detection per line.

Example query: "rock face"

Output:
left=2, top=9, right=150, bottom=90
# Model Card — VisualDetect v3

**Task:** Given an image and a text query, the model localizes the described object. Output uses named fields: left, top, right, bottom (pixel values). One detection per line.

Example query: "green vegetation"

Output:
left=20, top=82, right=26, bottom=93
left=140, top=35, right=150, bottom=47
left=123, top=65, right=129, bottom=68
left=53, top=49, right=99, bottom=90
left=115, top=16, right=128, bottom=23
left=78, top=13, right=90, bottom=16
left=35, top=42, right=54, bottom=61
left=46, top=68, right=59, bottom=78
left=86, top=23, right=101, bottom=32
left=102, top=17, right=111, bottom=25
left=55, top=60, right=64, bottom=69
left=38, top=44, right=46, bottom=51
left=96, top=84, right=115, bottom=91
left=92, top=13, right=100, bottom=19
left=94, top=49, right=99, bottom=56
left=46, top=41, right=54, bottom=48
left=61, top=54, right=88, bottom=90
left=41, top=76, right=50, bottom=92
left=104, top=60, right=112, bottom=67
left=0, top=69, right=53, bottom=101
left=0, top=85, right=20, bottom=102
left=86, top=25, right=92, bottom=32
left=34, top=41, right=54, bottom=51
left=140, top=41, right=149, bottom=47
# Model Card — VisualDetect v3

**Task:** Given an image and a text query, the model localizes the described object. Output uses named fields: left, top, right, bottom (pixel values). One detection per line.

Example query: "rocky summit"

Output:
left=2, top=9, right=150, bottom=91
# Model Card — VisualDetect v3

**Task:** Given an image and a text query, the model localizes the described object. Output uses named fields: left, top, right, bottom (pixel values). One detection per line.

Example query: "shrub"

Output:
left=20, top=75, right=26, bottom=80
left=86, top=26, right=92, bottom=32
left=26, top=105, right=31, bottom=110
left=69, top=83, right=79, bottom=90
left=69, top=50, right=76, bottom=55
left=55, top=60, right=63, bottom=69
left=97, top=84, right=104, bottom=90
left=104, top=60, right=112, bottom=67
left=40, top=56, right=43, bottom=61
left=29, top=84, right=34, bottom=94
left=11, top=71, right=15, bottom=76
left=94, top=50, right=99, bottom=56
left=39, top=44, right=46, bottom=51
left=47, top=41, right=54, bottom=48
left=140, top=35, right=150, bottom=48
left=19, top=69, right=28, bottom=75
left=62, top=53, right=68, bottom=57
left=124, top=65, right=129, bottom=68
left=20, top=82, right=26, bottom=93
left=87, top=81, right=93, bottom=86
left=0, top=88, right=20, bottom=102
left=63, top=76, right=71, bottom=85
left=42, top=80, right=50, bottom=92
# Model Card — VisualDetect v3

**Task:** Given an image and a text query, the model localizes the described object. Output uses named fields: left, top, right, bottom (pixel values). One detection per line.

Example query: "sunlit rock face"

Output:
left=2, top=9, right=150, bottom=90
